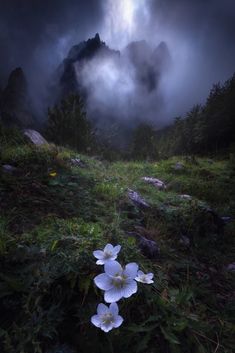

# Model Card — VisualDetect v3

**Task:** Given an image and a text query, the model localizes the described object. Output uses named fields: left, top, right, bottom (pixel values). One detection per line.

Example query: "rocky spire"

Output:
left=1, top=67, right=35, bottom=127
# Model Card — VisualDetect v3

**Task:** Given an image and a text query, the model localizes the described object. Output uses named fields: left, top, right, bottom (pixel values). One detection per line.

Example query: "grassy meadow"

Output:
left=0, top=140, right=234, bottom=353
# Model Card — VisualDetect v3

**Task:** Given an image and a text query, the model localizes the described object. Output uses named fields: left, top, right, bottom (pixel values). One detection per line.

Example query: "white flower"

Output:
left=91, top=303, right=123, bottom=332
left=94, top=260, right=138, bottom=303
left=93, top=244, right=121, bottom=265
left=135, top=270, right=154, bottom=284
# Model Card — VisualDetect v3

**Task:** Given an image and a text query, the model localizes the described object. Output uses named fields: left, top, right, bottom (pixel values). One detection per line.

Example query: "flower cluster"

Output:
left=91, top=243, right=154, bottom=332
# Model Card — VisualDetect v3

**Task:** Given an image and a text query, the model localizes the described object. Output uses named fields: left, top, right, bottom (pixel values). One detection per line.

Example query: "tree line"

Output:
left=43, top=72, right=235, bottom=160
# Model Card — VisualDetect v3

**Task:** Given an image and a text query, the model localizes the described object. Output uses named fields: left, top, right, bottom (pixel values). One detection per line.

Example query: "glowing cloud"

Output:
left=101, top=0, right=149, bottom=49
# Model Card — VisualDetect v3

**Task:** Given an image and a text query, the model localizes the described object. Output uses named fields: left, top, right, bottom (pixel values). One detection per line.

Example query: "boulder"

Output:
left=126, top=231, right=160, bottom=259
left=23, top=129, right=48, bottom=146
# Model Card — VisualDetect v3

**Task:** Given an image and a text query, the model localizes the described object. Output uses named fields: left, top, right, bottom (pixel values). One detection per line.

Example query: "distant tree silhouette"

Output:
left=155, top=73, right=235, bottom=156
left=131, top=123, right=158, bottom=160
left=46, top=94, right=93, bottom=152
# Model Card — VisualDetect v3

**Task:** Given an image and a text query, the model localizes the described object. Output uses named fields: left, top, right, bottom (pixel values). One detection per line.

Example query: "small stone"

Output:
left=179, top=235, right=190, bottom=247
left=128, top=189, right=150, bottom=208
left=179, top=194, right=192, bottom=200
left=2, top=164, right=18, bottom=173
left=221, top=216, right=232, bottom=224
left=226, top=263, right=235, bottom=272
left=174, top=162, right=185, bottom=170
left=142, top=177, right=166, bottom=190
left=70, top=158, right=86, bottom=168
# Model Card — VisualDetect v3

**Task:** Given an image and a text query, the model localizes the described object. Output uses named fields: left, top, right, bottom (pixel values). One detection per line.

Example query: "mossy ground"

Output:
left=0, top=142, right=234, bottom=353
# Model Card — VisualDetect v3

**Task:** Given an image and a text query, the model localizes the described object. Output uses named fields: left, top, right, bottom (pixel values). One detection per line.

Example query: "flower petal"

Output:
left=147, top=279, right=154, bottom=284
left=137, top=270, right=144, bottom=277
left=113, top=245, right=121, bottom=255
left=104, top=260, right=122, bottom=276
left=124, top=263, right=139, bottom=279
left=109, top=302, right=119, bottom=316
left=96, top=259, right=105, bottom=265
left=104, top=243, right=114, bottom=253
left=109, top=255, right=117, bottom=261
left=113, top=315, right=124, bottom=328
left=101, top=322, right=113, bottom=332
left=91, top=315, right=101, bottom=328
left=147, top=273, right=154, bottom=279
left=135, top=276, right=144, bottom=283
left=94, top=273, right=113, bottom=290
left=93, top=250, right=104, bottom=259
left=97, top=303, right=109, bottom=315
left=104, top=287, right=123, bottom=303
left=122, top=280, right=137, bottom=298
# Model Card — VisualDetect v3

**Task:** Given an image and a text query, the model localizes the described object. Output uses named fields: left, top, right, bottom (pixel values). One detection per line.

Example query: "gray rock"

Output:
left=226, top=263, right=235, bottom=272
left=70, top=158, right=86, bottom=168
left=174, top=162, right=185, bottom=170
left=221, top=216, right=232, bottom=224
left=142, top=177, right=166, bottom=190
left=179, top=194, right=192, bottom=200
left=2, top=164, right=18, bottom=173
left=23, top=129, right=48, bottom=146
left=126, top=231, right=160, bottom=259
left=128, top=189, right=150, bottom=208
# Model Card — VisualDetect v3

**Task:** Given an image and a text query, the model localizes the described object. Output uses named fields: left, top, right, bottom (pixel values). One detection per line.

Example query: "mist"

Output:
left=0, top=0, right=234, bottom=125
left=94, top=0, right=235, bottom=123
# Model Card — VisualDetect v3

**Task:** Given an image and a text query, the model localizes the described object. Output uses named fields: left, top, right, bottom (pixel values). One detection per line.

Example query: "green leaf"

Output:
left=160, top=327, right=180, bottom=345
left=173, top=319, right=188, bottom=332
left=51, top=240, right=58, bottom=251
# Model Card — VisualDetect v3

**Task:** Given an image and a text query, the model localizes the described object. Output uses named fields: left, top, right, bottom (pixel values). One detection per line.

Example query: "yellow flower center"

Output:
left=102, top=313, right=114, bottom=325
left=104, top=251, right=113, bottom=259
left=112, top=273, right=127, bottom=289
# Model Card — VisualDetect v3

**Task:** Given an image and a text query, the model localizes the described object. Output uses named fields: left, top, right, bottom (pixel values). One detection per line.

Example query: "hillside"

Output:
left=0, top=136, right=234, bottom=353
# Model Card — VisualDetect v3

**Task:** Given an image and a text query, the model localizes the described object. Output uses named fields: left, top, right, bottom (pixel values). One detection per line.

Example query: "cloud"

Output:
left=0, top=0, right=234, bottom=124
left=0, top=0, right=104, bottom=117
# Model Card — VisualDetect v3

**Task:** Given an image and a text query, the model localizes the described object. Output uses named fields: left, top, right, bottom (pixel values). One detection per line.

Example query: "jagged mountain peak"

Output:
left=58, top=34, right=120, bottom=97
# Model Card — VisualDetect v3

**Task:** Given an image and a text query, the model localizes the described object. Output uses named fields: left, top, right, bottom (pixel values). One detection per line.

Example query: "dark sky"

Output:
left=0, top=0, right=103, bottom=80
left=0, top=0, right=235, bottom=120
